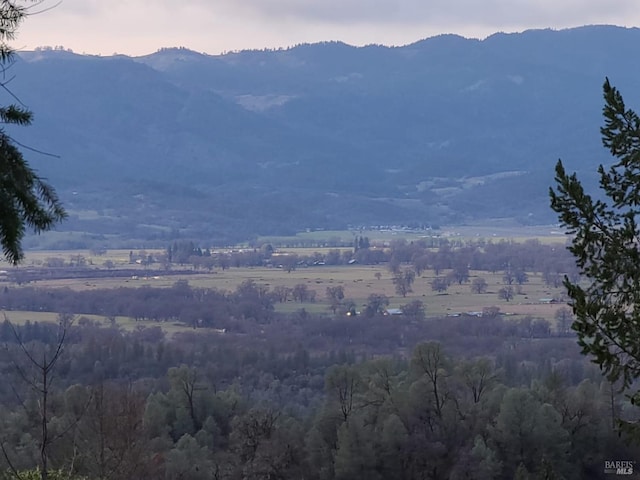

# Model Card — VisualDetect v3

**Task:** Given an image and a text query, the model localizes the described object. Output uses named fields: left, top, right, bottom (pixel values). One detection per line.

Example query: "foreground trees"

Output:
left=0, top=0, right=65, bottom=264
left=550, top=79, right=640, bottom=431
left=0, top=312, right=631, bottom=479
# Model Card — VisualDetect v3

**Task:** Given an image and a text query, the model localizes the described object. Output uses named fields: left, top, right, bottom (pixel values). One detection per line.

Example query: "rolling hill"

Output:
left=9, top=25, right=640, bottom=247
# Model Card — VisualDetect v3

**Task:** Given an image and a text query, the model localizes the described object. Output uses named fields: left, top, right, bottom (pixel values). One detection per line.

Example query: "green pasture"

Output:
left=259, top=225, right=569, bottom=247
left=258, top=230, right=357, bottom=246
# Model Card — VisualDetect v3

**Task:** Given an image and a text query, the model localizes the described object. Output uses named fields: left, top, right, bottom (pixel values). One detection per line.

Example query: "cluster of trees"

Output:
left=0, top=277, right=573, bottom=343
left=13, top=240, right=578, bottom=304
left=0, top=280, right=279, bottom=330
left=0, top=317, right=633, bottom=480
left=121, top=237, right=581, bottom=281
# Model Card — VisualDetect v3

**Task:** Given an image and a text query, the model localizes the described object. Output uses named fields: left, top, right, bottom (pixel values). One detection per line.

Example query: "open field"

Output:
left=0, top=249, right=164, bottom=269
left=259, top=225, right=570, bottom=247
left=0, top=310, right=200, bottom=336
left=0, top=251, right=569, bottom=328
left=0, top=229, right=573, bottom=334
left=9, top=224, right=571, bottom=268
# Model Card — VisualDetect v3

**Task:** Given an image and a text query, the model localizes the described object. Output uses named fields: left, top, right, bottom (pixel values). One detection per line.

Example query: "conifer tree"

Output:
left=0, top=1, right=65, bottom=264
left=550, top=78, right=640, bottom=432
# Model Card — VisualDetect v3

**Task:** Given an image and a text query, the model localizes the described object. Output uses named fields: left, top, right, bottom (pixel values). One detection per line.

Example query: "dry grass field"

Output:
left=0, top=226, right=571, bottom=333
left=0, top=310, right=199, bottom=336
left=0, top=260, right=568, bottom=326
left=5, top=249, right=158, bottom=269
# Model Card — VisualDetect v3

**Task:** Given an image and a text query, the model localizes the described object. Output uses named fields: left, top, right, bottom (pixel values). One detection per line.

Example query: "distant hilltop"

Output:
left=12, top=25, right=640, bottom=247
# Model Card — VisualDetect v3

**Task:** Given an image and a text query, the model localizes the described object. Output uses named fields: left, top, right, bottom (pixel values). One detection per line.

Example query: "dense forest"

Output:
left=0, top=307, right=634, bottom=480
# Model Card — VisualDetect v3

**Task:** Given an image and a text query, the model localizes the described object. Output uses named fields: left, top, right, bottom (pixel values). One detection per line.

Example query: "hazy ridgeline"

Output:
left=15, top=26, right=640, bottom=249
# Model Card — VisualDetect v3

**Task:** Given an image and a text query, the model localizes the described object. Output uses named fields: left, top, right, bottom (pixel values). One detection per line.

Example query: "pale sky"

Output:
left=14, top=0, right=640, bottom=56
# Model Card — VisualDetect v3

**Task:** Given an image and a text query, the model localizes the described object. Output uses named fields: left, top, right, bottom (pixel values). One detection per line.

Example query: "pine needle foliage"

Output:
left=550, top=78, right=640, bottom=434
left=0, top=1, right=65, bottom=265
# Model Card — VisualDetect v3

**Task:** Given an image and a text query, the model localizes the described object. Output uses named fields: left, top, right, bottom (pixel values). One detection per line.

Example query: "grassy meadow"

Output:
left=0, top=227, right=571, bottom=332
left=0, top=262, right=568, bottom=330
left=258, top=225, right=569, bottom=248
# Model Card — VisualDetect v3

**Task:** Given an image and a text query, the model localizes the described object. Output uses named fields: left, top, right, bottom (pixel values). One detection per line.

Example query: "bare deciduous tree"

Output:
left=3, top=314, right=74, bottom=480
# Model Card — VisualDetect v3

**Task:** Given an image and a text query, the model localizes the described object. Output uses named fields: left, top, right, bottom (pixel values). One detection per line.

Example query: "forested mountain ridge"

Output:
left=11, top=25, right=640, bottom=246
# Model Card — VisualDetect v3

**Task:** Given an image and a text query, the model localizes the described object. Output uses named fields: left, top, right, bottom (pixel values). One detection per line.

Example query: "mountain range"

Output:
left=9, top=25, right=640, bottom=247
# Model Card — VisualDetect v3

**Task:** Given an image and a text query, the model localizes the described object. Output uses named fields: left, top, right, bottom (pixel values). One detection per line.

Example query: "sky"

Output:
left=14, top=0, right=640, bottom=57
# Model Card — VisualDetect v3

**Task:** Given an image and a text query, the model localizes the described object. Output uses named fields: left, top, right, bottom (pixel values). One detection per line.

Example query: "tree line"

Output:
left=86, top=238, right=580, bottom=291
left=0, top=317, right=633, bottom=479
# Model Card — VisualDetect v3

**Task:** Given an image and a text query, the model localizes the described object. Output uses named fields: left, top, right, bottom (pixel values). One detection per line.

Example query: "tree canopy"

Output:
left=550, top=78, right=640, bottom=431
left=0, top=1, right=65, bottom=264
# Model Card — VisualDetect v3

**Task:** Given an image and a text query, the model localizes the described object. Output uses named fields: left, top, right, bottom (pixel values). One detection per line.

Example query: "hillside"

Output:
left=9, top=25, right=640, bottom=247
